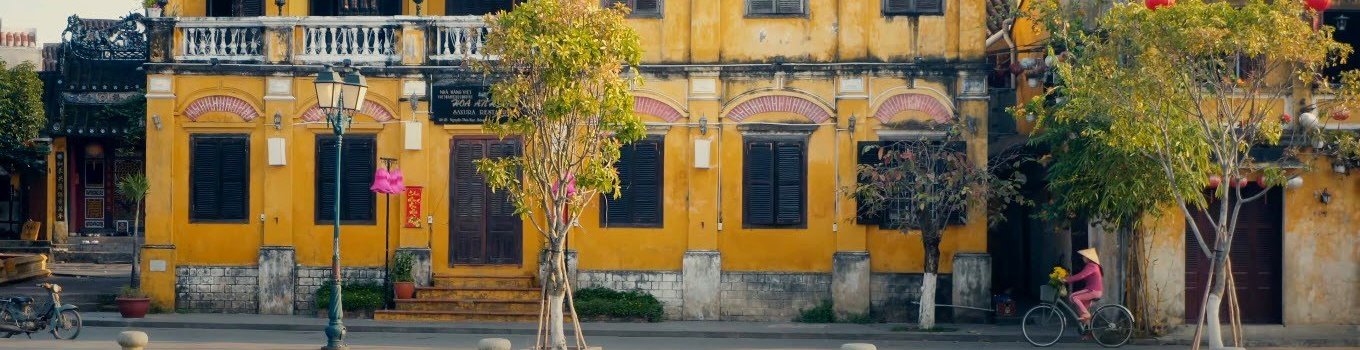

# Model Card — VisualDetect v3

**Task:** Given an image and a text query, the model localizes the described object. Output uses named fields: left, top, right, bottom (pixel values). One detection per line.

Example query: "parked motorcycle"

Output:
left=0, top=283, right=81, bottom=339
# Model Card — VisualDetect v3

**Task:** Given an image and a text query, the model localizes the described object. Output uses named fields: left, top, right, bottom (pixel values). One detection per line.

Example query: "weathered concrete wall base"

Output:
left=681, top=250, right=720, bottom=320
left=396, top=248, right=432, bottom=287
left=576, top=270, right=683, bottom=318
left=720, top=272, right=831, bottom=321
left=832, top=251, right=871, bottom=320
left=293, top=267, right=385, bottom=315
left=871, top=273, right=953, bottom=323
left=176, top=266, right=259, bottom=313
left=951, top=253, right=992, bottom=323
left=257, top=247, right=295, bottom=315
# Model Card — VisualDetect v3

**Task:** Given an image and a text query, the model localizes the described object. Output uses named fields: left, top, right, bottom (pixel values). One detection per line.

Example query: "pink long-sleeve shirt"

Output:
left=1066, top=263, right=1103, bottom=292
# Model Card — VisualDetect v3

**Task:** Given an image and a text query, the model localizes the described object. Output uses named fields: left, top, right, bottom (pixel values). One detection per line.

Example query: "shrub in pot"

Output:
left=391, top=252, right=415, bottom=300
left=116, top=286, right=150, bottom=319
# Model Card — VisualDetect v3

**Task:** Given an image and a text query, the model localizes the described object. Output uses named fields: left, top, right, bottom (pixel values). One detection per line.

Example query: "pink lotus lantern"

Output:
left=371, top=168, right=392, bottom=193
left=386, top=168, right=405, bottom=194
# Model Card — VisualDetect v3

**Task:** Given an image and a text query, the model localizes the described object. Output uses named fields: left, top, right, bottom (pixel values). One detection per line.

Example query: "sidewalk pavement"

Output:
left=80, top=312, right=1359, bottom=347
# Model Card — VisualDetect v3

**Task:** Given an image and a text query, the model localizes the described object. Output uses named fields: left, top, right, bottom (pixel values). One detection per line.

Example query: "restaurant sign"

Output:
left=430, top=84, right=496, bottom=124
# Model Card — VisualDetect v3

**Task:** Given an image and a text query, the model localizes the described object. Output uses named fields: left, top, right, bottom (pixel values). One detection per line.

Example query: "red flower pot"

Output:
left=393, top=282, right=415, bottom=300
left=116, top=297, right=150, bottom=319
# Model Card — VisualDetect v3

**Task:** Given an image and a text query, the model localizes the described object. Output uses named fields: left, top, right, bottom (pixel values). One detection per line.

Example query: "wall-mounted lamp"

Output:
left=409, top=94, right=419, bottom=112
left=966, top=116, right=979, bottom=134
left=698, top=116, right=708, bottom=135
left=1319, top=188, right=1333, bottom=204
left=275, top=0, right=286, bottom=15
left=848, top=115, right=857, bottom=133
left=1339, top=14, right=1349, bottom=31
left=414, top=0, right=425, bottom=16
left=152, top=114, right=162, bottom=130
left=273, top=111, right=282, bottom=130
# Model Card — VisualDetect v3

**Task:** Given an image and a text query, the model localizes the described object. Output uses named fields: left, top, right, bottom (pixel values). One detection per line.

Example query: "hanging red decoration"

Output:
left=1331, top=109, right=1350, bottom=121
left=1207, top=175, right=1222, bottom=189
left=1304, top=0, right=1331, bottom=12
left=1257, top=176, right=1269, bottom=188
left=1145, top=0, right=1175, bottom=10
left=1281, top=113, right=1294, bottom=123
left=1235, top=177, right=1250, bottom=188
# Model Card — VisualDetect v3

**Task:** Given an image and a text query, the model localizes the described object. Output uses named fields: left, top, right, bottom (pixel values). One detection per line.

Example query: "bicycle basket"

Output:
left=1040, top=285, right=1056, bottom=302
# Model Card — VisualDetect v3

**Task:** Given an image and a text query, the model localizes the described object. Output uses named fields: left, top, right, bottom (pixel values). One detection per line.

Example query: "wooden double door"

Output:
left=1185, top=185, right=1283, bottom=324
left=450, top=137, right=522, bottom=266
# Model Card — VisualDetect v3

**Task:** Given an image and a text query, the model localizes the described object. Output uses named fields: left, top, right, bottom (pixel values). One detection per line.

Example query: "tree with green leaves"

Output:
left=1025, top=0, right=1359, bottom=346
left=0, top=59, right=47, bottom=176
left=117, top=174, right=149, bottom=290
left=855, top=119, right=1027, bottom=330
left=472, top=0, right=643, bottom=348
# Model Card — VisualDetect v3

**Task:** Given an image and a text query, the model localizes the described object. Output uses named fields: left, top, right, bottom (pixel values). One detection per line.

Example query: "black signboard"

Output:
left=430, top=84, right=496, bottom=124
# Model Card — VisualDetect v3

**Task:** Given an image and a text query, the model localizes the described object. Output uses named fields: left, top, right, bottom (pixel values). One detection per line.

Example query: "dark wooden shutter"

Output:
left=219, top=137, right=250, bottom=220
left=884, top=0, right=912, bottom=14
left=486, top=140, right=522, bottom=264
left=630, top=140, right=663, bottom=225
left=238, top=0, right=265, bottom=16
left=774, top=0, right=803, bottom=14
left=316, top=137, right=339, bottom=222
left=343, top=137, right=376, bottom=222
left=448, top=0, right=514, bottom=15
left=451, top=140, right=486, bottom=264
left=748, top=0, right=775, bottom=14
left=633, top=0, right=661, bottom=15
left=602, top=142, right=635, bottom=225
left=774, top=141, right=805, bottom=226
left=190, top=138, right=222, bottom=221
left=915, top=0, right=943, bottom=13
left=855, top=141, right=883, bottom=225
left=744, top=141, right=776, bottom=226
left=945, top=141, right=967, bottom=225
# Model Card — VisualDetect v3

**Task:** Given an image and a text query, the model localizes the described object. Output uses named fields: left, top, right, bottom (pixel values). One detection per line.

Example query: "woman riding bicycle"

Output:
left=1066, top=248, right=1103, bottom=326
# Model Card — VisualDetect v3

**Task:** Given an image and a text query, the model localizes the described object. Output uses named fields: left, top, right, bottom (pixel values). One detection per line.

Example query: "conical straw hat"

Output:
left=1077, top=248, right=1100, bottom=266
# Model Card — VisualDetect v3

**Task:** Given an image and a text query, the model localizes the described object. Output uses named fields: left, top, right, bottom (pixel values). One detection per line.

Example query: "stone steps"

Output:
left=415, top=286, right=541, bottom=300
left=386, top=276, right=544, bottom=322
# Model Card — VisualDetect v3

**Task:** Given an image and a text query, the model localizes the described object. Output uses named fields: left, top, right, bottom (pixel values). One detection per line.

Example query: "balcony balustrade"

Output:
left=159, top=16, right=492, bottom=65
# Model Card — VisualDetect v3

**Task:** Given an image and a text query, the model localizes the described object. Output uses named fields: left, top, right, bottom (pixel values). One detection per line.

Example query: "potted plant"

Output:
left=117, top=286, right=151, bottom=318
left=116, top=174, right=150, bottom=292
left=143, top=0, right=163, bottom=17
left=391, top=252, right=415, bottom=300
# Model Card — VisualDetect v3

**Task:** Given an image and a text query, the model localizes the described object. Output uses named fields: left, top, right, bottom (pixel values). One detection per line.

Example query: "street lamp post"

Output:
left=314, top=63, right=368, bottom=350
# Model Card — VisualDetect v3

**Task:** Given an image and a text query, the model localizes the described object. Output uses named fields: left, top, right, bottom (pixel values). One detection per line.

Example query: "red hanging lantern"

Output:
left=1145, top=0, right=1175, bottom=10
left=1207, top=175, right=1222, bottom=189
left=1257, top=176, right=1269, bottom=188
left=1331, top=109, right=1350, bottom=121
left=1281, top=113, right=1294, bottom=123
left=1235, top=177, right=1250, bottom=188
left=1305, top=0, right=1332, bottom=12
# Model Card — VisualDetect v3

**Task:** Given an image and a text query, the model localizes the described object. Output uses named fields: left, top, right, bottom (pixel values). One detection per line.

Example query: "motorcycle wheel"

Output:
left=0, top=309, right=14, bottom=338
left=51, top=310, right=80, bottom=340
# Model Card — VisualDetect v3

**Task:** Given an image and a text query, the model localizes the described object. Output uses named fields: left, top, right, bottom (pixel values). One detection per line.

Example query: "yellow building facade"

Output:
left=121, top=0, right=996, bottom=321
left=1001, top=3, right=1360, bottom=327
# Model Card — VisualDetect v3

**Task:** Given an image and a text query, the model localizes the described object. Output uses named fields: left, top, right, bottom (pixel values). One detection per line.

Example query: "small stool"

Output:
left=477, top=338, right=511, bottom=350
left=841, top=343, right=876, bottom=350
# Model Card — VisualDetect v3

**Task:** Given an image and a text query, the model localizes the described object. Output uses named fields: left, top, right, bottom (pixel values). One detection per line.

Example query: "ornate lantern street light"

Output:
left=314, top=63, right=367, bottom=350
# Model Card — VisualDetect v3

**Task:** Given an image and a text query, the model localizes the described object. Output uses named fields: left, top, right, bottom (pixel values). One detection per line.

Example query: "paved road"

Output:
left=1, top=327, right=1351, bottom=350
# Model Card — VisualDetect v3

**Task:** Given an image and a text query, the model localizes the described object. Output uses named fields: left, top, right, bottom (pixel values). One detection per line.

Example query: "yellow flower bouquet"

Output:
left=1048, top=266, right=1069, bottom=297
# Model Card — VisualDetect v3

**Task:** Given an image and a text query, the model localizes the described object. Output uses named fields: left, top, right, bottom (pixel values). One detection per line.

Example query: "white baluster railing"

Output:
left=431, top=17, right=496, bottom=61
left=176, top=19, right=265, bottom=62
left=298, top=18, right=398, bottom=64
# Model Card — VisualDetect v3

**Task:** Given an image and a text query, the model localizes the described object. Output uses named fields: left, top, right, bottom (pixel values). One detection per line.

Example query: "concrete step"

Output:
left=53, top=251, right=132, bottom=264
left=0, top=240, right=53, bottom=248
left=432, top=276, right=536, bottom=289
left=415, top=287, right=541, bottom=300
left=395, top=298, right=539, bottom=313
left=373, top=310, right=565, bottom=323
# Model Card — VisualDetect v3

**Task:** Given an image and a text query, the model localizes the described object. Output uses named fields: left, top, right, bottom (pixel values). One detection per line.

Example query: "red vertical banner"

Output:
left=404, top=186, right=423, bottom=228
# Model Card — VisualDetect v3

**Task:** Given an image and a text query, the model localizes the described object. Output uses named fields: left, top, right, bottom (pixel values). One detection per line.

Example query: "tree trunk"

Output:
left=1204, top=244, right=1230, bottom=349
left=919, top=228, right=942, bottom=330
left=544, top=236, right=568, bottom=350
left=130, top=201, right=142, bottom=290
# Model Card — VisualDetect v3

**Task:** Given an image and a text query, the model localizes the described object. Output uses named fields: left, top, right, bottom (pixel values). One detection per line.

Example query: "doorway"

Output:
left=449, top=137, right=522, bottom=266
left=1185, top=185, right=1283, bottom=324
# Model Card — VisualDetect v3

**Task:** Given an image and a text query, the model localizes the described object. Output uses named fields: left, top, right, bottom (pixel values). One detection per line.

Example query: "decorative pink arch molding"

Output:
left=184, top=95, right=260, bottom=122
left=302, top=100, right=396, bottom=122
left=634, top=96, right=684, bottom=122
left=726, top=95, right=833, bottom=123
left=872, top=93, right=953, bottom=123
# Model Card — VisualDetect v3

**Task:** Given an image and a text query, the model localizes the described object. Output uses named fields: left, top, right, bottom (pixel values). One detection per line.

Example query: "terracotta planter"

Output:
left=116, top=297, right=150, bottom=319
left=393, top=282, right=415, bottom=300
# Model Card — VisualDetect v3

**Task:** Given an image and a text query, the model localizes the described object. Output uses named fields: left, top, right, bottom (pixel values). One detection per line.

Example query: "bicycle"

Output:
left=1022, top=284, right=1134, bottom=347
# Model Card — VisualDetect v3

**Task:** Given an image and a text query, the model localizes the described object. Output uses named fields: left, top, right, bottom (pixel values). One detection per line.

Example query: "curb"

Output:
left=81, top=319, right=1358, bottom=347
left=83, top=319, right=1029, bottom=342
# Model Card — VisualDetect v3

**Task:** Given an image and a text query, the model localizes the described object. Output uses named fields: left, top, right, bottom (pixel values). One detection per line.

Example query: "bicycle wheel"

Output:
left=51, top=309, right=80, bottom=340
left=1090, top=304, right=1134, bottom=348
left=1022, top=304, right=1066, bottom=347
